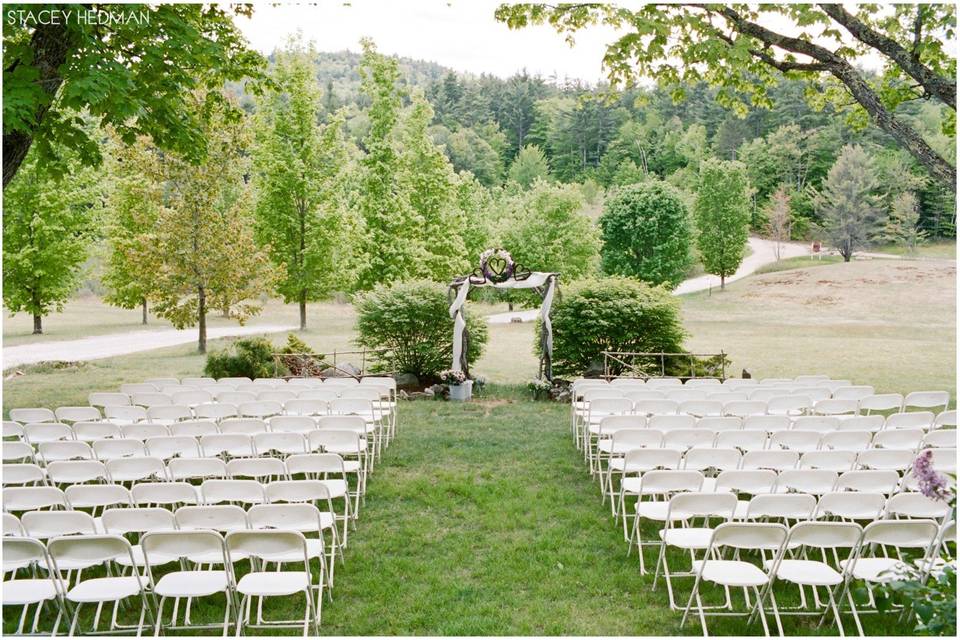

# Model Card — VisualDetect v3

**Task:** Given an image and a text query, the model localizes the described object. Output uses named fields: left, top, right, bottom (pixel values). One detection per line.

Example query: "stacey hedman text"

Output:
left=5, top=8, right=150, bottom=27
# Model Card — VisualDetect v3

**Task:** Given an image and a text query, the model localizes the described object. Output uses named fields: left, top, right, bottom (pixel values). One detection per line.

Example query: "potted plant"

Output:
left=439, top=369, right=471, bottom=401
left=527, top=377, right=553, bottom=400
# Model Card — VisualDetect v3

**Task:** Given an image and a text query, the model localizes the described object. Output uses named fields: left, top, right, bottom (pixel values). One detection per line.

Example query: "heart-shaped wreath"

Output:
left=479, top=248, right=515, bottom=284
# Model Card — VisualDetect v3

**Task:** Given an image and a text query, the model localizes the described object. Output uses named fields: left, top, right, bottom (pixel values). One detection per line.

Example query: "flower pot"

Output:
left=449, top=380, right=473, bottom=401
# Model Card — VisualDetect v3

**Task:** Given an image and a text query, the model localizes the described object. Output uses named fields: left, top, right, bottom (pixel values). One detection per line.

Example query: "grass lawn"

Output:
left=869, top=240, right=957, bottom=260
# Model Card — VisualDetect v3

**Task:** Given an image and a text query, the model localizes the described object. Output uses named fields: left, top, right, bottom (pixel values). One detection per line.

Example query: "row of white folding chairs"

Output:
left=3, top=524, right=328, bottom=634
left=5, top=414, right=380, bottom=445
left=124, top=374, right=396, bottom=391
left=576, top=394, right=952, bottom=421
left=573, top=375, right=851, bottom=389
left=576, top=384, right=870, bottom=403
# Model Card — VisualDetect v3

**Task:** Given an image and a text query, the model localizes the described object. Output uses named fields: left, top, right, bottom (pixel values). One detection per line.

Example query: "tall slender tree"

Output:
left=694, top=158, right=752, bottom=289
left=253, top=40, right=359, bottom=329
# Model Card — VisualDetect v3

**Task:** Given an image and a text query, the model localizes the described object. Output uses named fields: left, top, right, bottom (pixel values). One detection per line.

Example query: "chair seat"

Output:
left=154, top=571, right=229, bottom=598
left=770, top=559, right=843, bottom=586
left=66, top=576, right=144, bottom=603
left=658, top=527, right=714, bottom=549
left=840, top=557, right=911, bottom=582
left=691, top=560, right=769, bottom=587
left=2, top=578, right=59, bottom=605
left=320, top=479, right=348, bottom=498
left=236, top=571, right=310, bottom=597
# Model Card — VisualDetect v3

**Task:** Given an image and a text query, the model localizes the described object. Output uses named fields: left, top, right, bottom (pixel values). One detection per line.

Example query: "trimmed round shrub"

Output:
left=544, top=276, right=686, bottom=377
left=599, top=181, right=692, bottom=287
left=204, top=337, right=278, bottom=379
left=354, top=280, right=488, bottom=381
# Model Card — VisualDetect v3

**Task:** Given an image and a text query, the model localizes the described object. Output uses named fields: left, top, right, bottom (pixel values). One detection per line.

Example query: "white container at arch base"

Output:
left=449, top=380, right=473, bottom=401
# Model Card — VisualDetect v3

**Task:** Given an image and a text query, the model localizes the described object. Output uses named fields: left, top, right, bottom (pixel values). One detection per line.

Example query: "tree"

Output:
left=2, top=4, right=266, bottom=188
left=102, top=135, right=164, bottom=325
left=354, top=40, right=425, bottom=289
left=498, top=181, right=601, bottom=280
left=814, top=144, right=884, bottom=262
left=881, top=191, right=926, bottom=251
left=765, top=186, right=793, bottom=260
left=507, top=144, right=551, bottom=189
left=398, top=95, right=470, bottom=280
left=2, top=144, right=100, bottom=333
left=599, top=181, right=692, bottom=287
left=693, top=158, right=751, bottom=289
left=253, top=40, right=359, bottom=330
left=440, top=127, right=504, bottom=187
left=496, top=3, right=957, bottom=192
left=129, top=94, right=277, bottom=352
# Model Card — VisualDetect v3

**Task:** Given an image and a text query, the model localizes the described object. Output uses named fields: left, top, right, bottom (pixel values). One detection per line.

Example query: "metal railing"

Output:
left=601, top=351, right=728, bottom=381
left=271, top=349, right=393, bottom=380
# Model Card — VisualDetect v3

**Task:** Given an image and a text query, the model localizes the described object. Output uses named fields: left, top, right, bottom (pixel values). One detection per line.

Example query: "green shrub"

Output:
left=599, top=181, right=692, bottom=287
left=354, top=280, right=488, bottom=381
left=204, top=337, right=278, bottom=380
left=543, top=276, right=686, bottom=377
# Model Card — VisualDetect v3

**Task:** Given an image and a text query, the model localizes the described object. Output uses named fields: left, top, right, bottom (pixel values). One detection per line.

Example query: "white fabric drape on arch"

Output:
left=448, top=272, right=557, bottom=379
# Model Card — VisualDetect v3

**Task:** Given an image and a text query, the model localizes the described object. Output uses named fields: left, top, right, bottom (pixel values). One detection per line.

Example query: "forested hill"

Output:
left=235, top=48, right=955, bottom=238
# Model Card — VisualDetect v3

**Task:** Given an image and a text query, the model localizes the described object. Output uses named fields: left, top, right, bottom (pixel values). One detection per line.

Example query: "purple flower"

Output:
left=912, top=449, right=952, bottom=502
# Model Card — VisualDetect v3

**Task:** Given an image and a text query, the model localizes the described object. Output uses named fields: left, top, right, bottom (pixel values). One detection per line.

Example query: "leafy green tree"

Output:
left=440, top=126, right=503, bottom=186
left=2, top=4, right=266, bottom=187
left=2, top=145, right=100, bottom=333
left=694, top=158, right=751, bottom=289
left=253, top=40, right=359, bottom=330
left=881, top=192, right=925, bottom=251
left=354, top=40, right=425, bottom=289
left=496, top=3, right=956, bottom=192
left=814, top=145, right=884, bottom=262
left=765, top=186, right=793, bottom=259
left=507, top=144, right=551, bottom=189
left=398, top=95, right=470, bottom=280
left=498, top=181, right=601, bottom=281
left=125, top=94, right=277, bottom=352
left=599, top=181, right=692, bottom=287
left=102, top=134, right=164, bottom=325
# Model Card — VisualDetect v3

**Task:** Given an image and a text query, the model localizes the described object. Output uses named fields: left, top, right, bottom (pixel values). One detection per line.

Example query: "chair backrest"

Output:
left=884, top=412, right=934, bottom=430
left=132, top=392, right=173, bottom=408
left=832, top=386, right=875, bottom=401
left=219, top=418, right=269, bottom=435
left=859, top=393, right=904, bottom=414
left=2, top=463, right=46, bottom=486
left=623, top=390, right=666, bottom=403
left=315, top=415, right=367, bottom=433
left=792, top=416, right=840, bottom=433
left=146, top=435, right=203, bottom=460
left=284, top=453, right=346, bottom=477
left=637, top=469, right=703, bottom=494
left=3, top=486, right=67, bottom=512
left=54, top=406, right=101, bottom=423
left=64, top=483, right=133, bottom=510
left=199, top=434, right=255, bottom=458
left=697, top=417, right=742, bottom=432
left=264, top=479, right=333, bottom=506
left=678, top=400, right=723, bottom=417
left=819, top=431, right=872, bottom=452
left=683, top=448, right=742, bottom=472
left=3, top=537, right=54, bottom=575
left=23, top=422, right=73, bottom=444
left=238, top=401, right=284, bottom=419
left=666, top=389, right=708, bottom=403
left=225, top=529, right=309, bottom=566
left=131, top=481, right=199, bottom=507
left=621, top=447, right=682, bottom=471
left=101, top=507, right=176, bottom=534
left=741, top=450, right=799, bottom=471
left=194, top=403, right=239, bottom=420
left=663, top=429, right=715, bottom=450
left=611, top=429, right=662, bottom=449
left=46, top=460, right=109, bottom=485
left=597, top=415, right=646, bottom=433
left=744, top=493, right=817, bottom=520
left=837, top=415, right=884, bottom=432
left=47, top=534, right=141, bottom=577
left=169, top=420, right=219, bottom=438
left=923, top=430, right=957, bottom=448
left=1, top=442, right=35, bottom=463
left=799, top=450, right=857, bottom=472
left=648, top=415, right=696, bottom=432
left=767, top=395, right=811, bottom=415
left=713, top=469, right=777, bottom=494
left=218, top=391, right=257, bottom=405
left=72, top=421, right=122, bottom=442
left=142, top=529, right=228, bottom=569
left=247, top=503, right=324, bottom=533
left=903, top=391, right=950, bottom=412
left=105, top=456, right=167, bottom=482
left=786, top=521, right=862, bottom=550
left=873, top=428, right=924, bottom=450
left=257, top=390, right=297, bottom=404
left=816, top=491, right=886, bottom=520
left=167, top=457, right=228, bottom=481
left=742, top=416, right=791, bottom=433
left=666, top=491, right=737, bottom=520
left=22, top=510, right=97, bottom=538
left=856, top=448, right=915, bottom=471
left=633, top=400, right=679, bottom=416
left=860, top=519, right=939, bottom=551
left=269, top=416, right=317, bottom=434
left=254, top=432, right=308, bottom=456
left=93, top=438, right=147, bottom=460
left=175, top=504, right=249, bottom=532
left=884, top=492, right=952, bottom=520
left=120, top=383, right=158, bottom=395
left=200, top=479, right=267, bottom=505
left=715, top=430, right=768, bottom=452
left=933, top=410, right=957, bottom=429
left=3, top=421, right=25, bottom=439
left=89, top=392, right=131, bottom=408
left=171, top=390, right=214, bottom=407
left=10, top=408, right=56, bottom=424
left=646, top=378, right=682, bottom=388
left=775, top=469, right=839, bottom=495
left=227, top=457, right=288, bottom=479
left=105, top=406, right=148, bottom=424
left=284, top=399, right=329, bottom=417
left=709, top=522, right=788, bottom=552
left=769, top=430, right=821, bottom=452
left=38, top=441, right=94, bottom=462
left=2, top=512, right=23, bottom=536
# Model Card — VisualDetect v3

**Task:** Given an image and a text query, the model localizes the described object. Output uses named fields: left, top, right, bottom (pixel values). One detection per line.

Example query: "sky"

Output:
left=235, top=0, right=623, bottom=83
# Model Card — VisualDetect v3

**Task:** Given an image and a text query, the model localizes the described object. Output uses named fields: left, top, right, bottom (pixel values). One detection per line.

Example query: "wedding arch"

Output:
left=449, top=249, right=558, bottom=380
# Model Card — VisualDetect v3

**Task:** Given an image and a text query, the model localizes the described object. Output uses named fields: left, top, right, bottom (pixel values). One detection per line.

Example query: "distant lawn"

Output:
left=869, top=240, right=956, bottom=259
left=754, top=254, right=844, bottom=275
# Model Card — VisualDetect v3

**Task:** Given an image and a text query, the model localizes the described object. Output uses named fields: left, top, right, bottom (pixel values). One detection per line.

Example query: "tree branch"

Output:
left=818, top=3, right=956, bottom=110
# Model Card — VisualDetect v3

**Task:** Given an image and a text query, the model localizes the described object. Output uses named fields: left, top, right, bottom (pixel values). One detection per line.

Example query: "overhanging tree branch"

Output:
left=818, top=3, right=956, bottom=109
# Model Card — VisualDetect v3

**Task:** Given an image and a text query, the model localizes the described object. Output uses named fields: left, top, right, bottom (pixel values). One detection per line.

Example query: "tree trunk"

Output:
left=299, top=290, right=307, bottom=331
left=3, top=21, right=71, bottom=188
left=508, top=301, right=514, bottom=311
left=720, top=274, right=726, bottom=290
left=32, top=314, right=42, bottom=335
left=198, top=286, right=207, bottom=354
left=141, top=298, right=148, bottom=325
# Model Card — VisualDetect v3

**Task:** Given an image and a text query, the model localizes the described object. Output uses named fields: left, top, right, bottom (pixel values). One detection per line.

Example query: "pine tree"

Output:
left=815, top=145, right=883, bottom=262
left=881, top=191, right=926, bottom=252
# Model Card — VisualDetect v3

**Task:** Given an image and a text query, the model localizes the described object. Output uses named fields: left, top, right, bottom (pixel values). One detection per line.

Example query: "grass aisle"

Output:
left=322, top=386, right=915, bottom=636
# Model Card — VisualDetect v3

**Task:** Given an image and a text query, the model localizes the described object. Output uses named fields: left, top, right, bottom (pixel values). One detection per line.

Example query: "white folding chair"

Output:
left=627, top=470, right=703, bottom=572
left=812, top=399, right=859, bottom=418
left=832, top=386, right=875, bottom=401
left=741, top=450, right=799, bottom=472
left=249, top=502, right=335, bottom=589
left=663, top=429, right=715, bottom=451
left=119, top=384, right=158, bottom=395
left=238, top=401, right=283, bottom=420
left=708, top=469, right=778, bottom=516
left=23, top=422, right=73, bottom=444
left=742, top=493, right=817, bottom=524
left=131, top=482, right=199, bottom=508
left=92, top=438, right=147, bottom=461
left=819, top=431, right=872, bottom=452
left=634, top=399, right=680, bottom=417
left=88, top=393, right=131, bottom=409
left=225, top=530, right=321, bottom=635
left=767, top=395, right=811, bottom=417
left=2, top=486, right=68, bottom=512
left=104, top=405, right=148, bottom=425
left=884, top=411, right=934, bottom=430
left=815, top=492, right=887, bottom=521
left=219, top=418, right=269, bottom=435
left=200, top=433, right=256, bottom=459
left=254, top=432, right=309, bottom=457
left=46, top=460, right=109, bottom=485
left=2, top=463, right=46, bottom=486
left=799, top=450, right=857, bottom=472
left=903, top=391, right=950, bottom=414
left=105, top=456, right=167, bottom=483
left=2, top=537, right=66, bottom=634
left=769, top=430, right=821, bottom=452
left=855, top=449, right=915, bottom=472
left=120, top=423, right=168, bottom=440
left=10, top=408, right=56, bottom=424
left=131, top=392, right=173, bottom=408
left=933, top=410, right=957, bottom=429
left=64, top=484, right=133, bottom=520
left=171, top=390, right=214, bottom=407
left=792, top=416, right=840, bottom=434
left=2, top=442, right=36, bottom=464
left=743, top=415, right=791, bottom=433
left=716, top=430, right=768, bottom=452
left=835, top=470, right=901, bottom=495
left=680, top=522, right=789, bottom=636
left=146, top=435, right=203, bottom=460
left=873, top=428, right=924, bottom=450
left=284, top=399, right=329, bottom=417
left=73, top=421, right=122, bottom=442
left=922, top=429, right=957, bottom=448
left=612, top=448, right=683, bottom=527
left=884, top=492, right=952, bottom=521
left=48, top=534, right=154, bottom=635
left=169, top=420, right=219, bottom=438
left=859, top=394, right=903, bottom=415
left=217, top=391, right=257, bottom=405
left=227, top=457, right=288, bottom=482
left=285, top=453, right=356, bottom=534
left=167, top=457, right=228, bottom=482
left=270, top=415, right=317, bottom=434
left=194, top=403, right=239, bottom=421
left=837, top=415, right=884, bottom=433
left=679, top=401, right=723, bottom=417
left=101, top=507, right=179, bottom=568
left=200, top=479, right=266, bottom=506
left=775, top=469, right=838, bottom=496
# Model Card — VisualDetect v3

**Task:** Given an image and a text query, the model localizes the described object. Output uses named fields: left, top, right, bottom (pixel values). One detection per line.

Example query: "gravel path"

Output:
left=487, top=237, right=810, bottom=324
left=2, top=324, right=296, bottom=369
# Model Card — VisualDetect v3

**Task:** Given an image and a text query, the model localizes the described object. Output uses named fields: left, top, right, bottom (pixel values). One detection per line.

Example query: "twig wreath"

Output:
left=469, top=248, right=531, bottom=285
